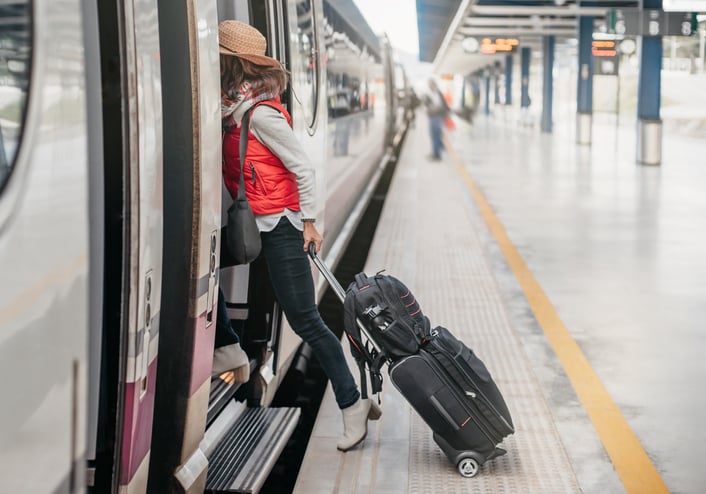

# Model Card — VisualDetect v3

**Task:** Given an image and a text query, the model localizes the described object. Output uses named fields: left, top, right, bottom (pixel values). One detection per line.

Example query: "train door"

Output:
left=0, top=1, right=94, bottom=493
left=89, top=0, right=164, bottom=491
left=136, top=0, right=223, bottom=491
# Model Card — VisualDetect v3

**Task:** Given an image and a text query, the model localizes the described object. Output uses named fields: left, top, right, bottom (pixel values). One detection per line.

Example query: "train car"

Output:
left=0, top=0, right=408, bottom=493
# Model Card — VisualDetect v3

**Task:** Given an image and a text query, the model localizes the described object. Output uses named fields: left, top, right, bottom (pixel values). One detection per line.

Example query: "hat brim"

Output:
left=219, top=45, right=281, bottom=68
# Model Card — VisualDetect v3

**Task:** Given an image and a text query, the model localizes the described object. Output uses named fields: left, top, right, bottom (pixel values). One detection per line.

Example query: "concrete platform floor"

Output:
left=452, top=111, right=706, bottom=494
left=295, top=111, right=706, bottom=494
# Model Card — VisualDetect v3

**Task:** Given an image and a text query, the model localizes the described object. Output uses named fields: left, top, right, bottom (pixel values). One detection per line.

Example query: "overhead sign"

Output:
left=479, top=38, right=519, bottom=54
left=592, top=40, right=619, bottom=76
left=609, top=9, right=697, bottom=36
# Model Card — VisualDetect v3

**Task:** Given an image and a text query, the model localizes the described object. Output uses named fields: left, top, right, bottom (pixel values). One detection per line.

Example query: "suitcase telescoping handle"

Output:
left=307, top=243, right=381, bottom=354
left=308, top=244, right=386, bottom=398
left=307, top=243, right=346, bottom=303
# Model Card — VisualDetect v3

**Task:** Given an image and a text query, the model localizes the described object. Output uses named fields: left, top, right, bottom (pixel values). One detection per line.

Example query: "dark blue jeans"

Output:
left=429, top=115, right=444, bottom=158
left=261, top=217, right=359, bottom=409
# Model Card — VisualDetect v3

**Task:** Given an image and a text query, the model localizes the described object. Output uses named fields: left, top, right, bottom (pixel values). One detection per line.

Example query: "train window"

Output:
left=0, top=1, right=31, bottom=191
left=294, top=0, right=318, bottom=130
left=322, top=6, right=377, bottom=121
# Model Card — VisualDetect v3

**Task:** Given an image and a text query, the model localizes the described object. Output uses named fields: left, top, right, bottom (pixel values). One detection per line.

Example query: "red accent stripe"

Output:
left=460, top=416, right=472, bottom=427
left=119, top=360, right=157, bottom=486
left=191, top=311, right=216, bottom=396
left=347, top=333, right=363, bottom=353
left=409, top=307, right=422, bottom=316
left=400, top=290, right=410, bottom=298
left=404, top=298, right=416, bottom=308
left=358, top=285, right=370, bottom=291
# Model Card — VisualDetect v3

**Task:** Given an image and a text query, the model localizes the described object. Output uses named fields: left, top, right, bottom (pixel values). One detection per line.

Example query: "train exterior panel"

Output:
left=0, top=0, right=89, bottom=492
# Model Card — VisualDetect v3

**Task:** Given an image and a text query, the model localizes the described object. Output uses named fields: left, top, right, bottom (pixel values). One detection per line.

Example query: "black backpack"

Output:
left=343, top=271, right=431, bottom=397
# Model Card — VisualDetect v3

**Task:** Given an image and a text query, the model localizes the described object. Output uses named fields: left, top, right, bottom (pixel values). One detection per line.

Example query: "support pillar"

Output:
left=541, top=35, right=555, bottom=133
left=637, top=0, right=663, bottom=165
left=520, top=47, right=530, bottom=108
left=505, top=54, right=513, bottom=105
left=484, top=69, right=491, bottom=115
left=577, top=16, right=594, bottom=144
left=494, top=61, right=502, bottom=104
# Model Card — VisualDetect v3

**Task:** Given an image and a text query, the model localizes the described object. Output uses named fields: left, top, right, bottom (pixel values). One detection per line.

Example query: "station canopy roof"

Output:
left=417, top=0, right=639, bottom=74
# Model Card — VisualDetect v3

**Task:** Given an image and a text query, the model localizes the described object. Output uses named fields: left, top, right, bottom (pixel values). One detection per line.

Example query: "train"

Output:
left=0, top=0, right=409, bottom=492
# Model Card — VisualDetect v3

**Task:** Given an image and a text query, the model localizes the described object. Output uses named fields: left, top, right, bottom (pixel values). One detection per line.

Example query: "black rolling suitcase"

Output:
left=307, top=246, right=513, bottom=478
left=389, top=326, right=513, bottom=477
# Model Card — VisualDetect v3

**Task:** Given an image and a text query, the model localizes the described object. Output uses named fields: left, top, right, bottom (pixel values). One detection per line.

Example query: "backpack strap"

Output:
left=354, top=272, right=370, bottom=290
left=343, top=289, right=368, bottom=360
left=343, top=287, right=385, bottom=398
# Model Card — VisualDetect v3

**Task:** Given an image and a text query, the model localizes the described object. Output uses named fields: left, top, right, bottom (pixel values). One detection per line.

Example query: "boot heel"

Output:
left=231, top=362, right=250, bottom=384
left=368, top=399, right=382, bottom=420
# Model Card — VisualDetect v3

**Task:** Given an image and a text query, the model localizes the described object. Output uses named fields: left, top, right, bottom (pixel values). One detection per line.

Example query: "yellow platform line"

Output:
left=444, top=137, right=669, bottom=494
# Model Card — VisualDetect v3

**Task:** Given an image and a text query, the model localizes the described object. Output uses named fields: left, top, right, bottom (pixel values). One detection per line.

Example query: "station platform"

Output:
left=293, top=110, right=706, bottom=494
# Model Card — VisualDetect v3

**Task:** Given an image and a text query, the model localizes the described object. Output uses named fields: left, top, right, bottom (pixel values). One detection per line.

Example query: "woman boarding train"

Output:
left=216, top=19, right=381, bottom=451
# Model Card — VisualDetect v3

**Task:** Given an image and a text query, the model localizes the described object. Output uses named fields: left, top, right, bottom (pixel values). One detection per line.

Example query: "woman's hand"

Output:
left=303, top=222, right=322, bottom=253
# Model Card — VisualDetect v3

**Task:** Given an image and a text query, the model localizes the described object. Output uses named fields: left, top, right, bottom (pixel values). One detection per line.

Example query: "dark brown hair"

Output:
left=220, top=55, right=288, bottom=99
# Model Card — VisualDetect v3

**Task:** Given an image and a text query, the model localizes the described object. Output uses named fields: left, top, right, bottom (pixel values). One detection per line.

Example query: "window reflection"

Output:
left=0, top=2, right=31, bottom=190
left=296, top=0, right=318, bottom=128
left=322, top=6, right=379, bottom=121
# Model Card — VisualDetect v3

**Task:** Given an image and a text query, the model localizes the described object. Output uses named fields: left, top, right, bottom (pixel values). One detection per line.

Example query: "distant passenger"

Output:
left=218, top=20, right=381, bottom=451
left=423, top=79, right=450, bottom=161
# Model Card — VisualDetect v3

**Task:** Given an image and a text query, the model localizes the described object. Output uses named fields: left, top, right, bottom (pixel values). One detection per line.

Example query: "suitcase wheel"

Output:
left=457, top=456, right=480, bottom=478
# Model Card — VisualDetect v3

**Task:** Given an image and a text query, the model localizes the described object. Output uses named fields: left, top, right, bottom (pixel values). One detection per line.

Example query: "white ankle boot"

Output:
left=212, top=342, right=250, bottom=382
left=337, top=398, right=383, bottom=451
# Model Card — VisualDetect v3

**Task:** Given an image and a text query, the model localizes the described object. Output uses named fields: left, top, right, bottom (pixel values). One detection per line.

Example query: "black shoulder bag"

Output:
left=226, top=109, right=261, bottom=264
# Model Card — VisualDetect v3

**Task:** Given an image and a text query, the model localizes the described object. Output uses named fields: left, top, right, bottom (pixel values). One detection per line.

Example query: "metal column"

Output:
left=494, top=61, right=502, bottom=104
left=541, top=35, right=555, bottom=133
left=637, top=0, right=663, bottom=165
left=505, top=55, right=513, bottom=105
left=521, top=47, right=530, bottom=108
left=485, top=69, right=491, bottom=115
left=577, top=16, right=594, bottom=144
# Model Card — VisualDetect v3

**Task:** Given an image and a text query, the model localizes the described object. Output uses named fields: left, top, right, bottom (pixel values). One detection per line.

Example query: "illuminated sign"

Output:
left=480, top=38, right=519, bottom=54
left=592, top=40, right=619, bottom=75
left=592, top=40, right=617, bottom=57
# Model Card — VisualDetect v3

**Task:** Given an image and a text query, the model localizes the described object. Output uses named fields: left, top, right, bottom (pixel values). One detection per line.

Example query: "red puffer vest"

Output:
left=222, top=98, right=300, bottom=215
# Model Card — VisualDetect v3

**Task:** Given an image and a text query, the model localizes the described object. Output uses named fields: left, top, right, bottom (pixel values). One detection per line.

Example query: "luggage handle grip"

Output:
left=307, top=243, right=382, bottom=354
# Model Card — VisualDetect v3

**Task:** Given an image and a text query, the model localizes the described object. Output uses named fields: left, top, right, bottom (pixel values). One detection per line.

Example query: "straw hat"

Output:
left=218, top=20, right=280, bottom=67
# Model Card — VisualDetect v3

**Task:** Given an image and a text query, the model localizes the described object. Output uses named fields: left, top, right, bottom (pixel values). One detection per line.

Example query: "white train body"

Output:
left=0, top=0, right=407, bottom=492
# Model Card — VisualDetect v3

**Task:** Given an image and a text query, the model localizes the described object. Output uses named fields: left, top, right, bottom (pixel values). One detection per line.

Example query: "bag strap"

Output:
left=343, top=289, right=385, bottom=398
left=354, top=272, right=369, bottom=290
left=343, top=291, right=367, bottom=359
left=236, top=109, right=252, bottom=201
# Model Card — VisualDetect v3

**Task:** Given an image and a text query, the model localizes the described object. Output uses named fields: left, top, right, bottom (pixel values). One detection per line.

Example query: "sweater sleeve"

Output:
left=249, top=105, right=317, bottom=220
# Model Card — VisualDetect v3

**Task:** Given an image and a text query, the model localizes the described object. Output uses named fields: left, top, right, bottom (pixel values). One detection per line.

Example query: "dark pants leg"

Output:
left=429, top=115, right=444, bottom=158
left=215, top=287, right=240, bottom=348
left=261, top=218, right=359, bottom=409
